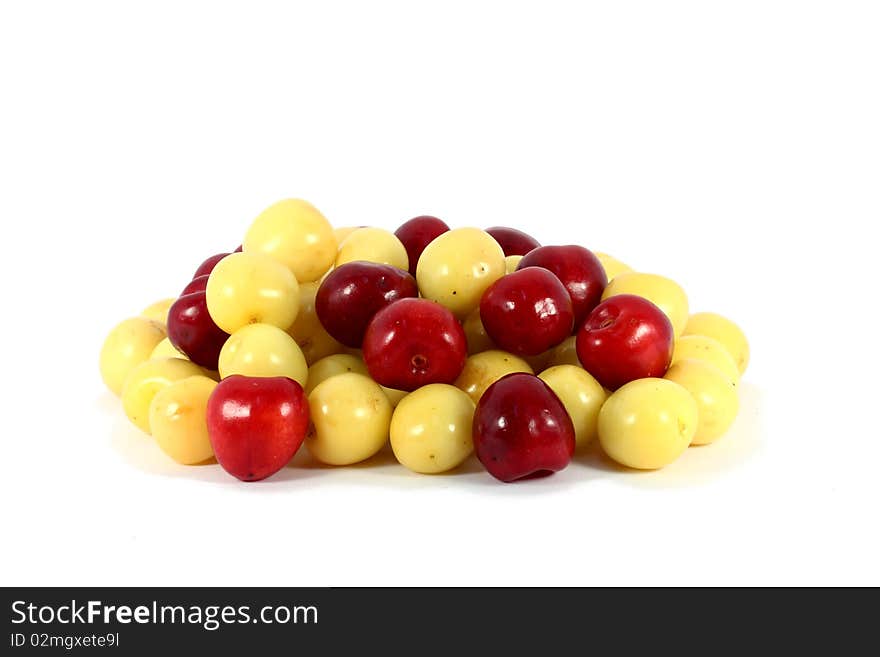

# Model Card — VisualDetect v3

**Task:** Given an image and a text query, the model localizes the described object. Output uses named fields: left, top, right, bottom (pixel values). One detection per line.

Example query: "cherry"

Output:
left=362, top=298, right=467, bottom=391
left=207, top=375, right=309, bottom=481
left=316, top=262, right=418, bottom=348
left=193, top=252, right=231, bottom=279
left=485, top=226, right=541, bottom=256
left=473, top=372, right=575, bottom=482
left=576, top=294, right=674, bottom=390
left=394, top=215, right=450, bottom=276
left=181, top=274, right=209, bottom=296
left=167, top=292, right=229, bottom=370
left=517, top=245, right=607, bottom=329
left=233, top=244, right=243, bottom=253
left=479, top=267, right=574, bottom=356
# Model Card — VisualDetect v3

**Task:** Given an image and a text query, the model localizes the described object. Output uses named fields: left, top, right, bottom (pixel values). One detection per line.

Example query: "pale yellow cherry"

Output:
left=99, top=317, right=167, bottom=396
left=462, top=308, right=496, bottom=355
left=121, top=357, right=205, bottom=434
left=148, top=375, right=217, bottom=464
left=306, top=373, right=392, bottom=465
left=243, top=198, right=337, bottom=283
left=305, top=353, right=405, bottom=406
left=539, top=365, right=607, bottom=447
left=598, top=378, right=698, bottom=470
left=150, top=337, right=188, bottom=361
left=505, top=255, right=523, bottom=274
left=218, top=323, right=307, bottom=386
left=547, top=336, right=581, bottom=368
left=286, top=280, right=343, bottom=365
left=335, top=227, right=409, bottom=271
left=140, top=298, right=175, bottom=327
left=454, top=350, right=533, bottom=404
left=684, top=312, right=750, bottom=375
left=594, top=252, right=633, bottom=281
left=305, top=354, right=368, bottom=395
left=664, top=359, right=739, bottom=445
left=416, top=228, right=506, bottom=319
left=206, top=251, right=300, bottom=334
left=671, top=335, right=740, bottom=387
left=333, top=226, right=362, bottom=245
left=390, top=384, right=475, bottom=474
left=602, top=272, right=689, bottom=337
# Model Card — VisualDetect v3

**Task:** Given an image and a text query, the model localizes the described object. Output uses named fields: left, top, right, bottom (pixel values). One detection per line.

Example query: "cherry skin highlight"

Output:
left=517, top=245, right=607, bottom=329
left=576, top=294, right=674, bottom=390
left=479, top=266, right=574, bottom=356
left=206, top=375, right=309, bottom=481
left=362, top=298, right=467, bottom=391
left=316, top=261, right=418, bottom=348
left=472, top=372, right=576, bottom=482
left=394, top=215, right=450, bottom=277
left=485, top=226, right=541, bottom=256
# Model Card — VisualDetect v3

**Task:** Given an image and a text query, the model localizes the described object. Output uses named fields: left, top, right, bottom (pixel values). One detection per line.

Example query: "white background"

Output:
left=1, top=1, right=878, bottom=586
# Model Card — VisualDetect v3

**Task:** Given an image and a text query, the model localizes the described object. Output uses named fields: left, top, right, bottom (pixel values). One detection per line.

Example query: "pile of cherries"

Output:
left=100, top=199, right=748, bottom=483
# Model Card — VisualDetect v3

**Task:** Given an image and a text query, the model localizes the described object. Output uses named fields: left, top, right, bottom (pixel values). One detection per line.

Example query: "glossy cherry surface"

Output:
left=479, top=267, right=574, bottom=356
left=206, top=375, right=309, bottom=481
left=517, top=245, right=607, bottom=329
left=316, top=261, right=418, bottom=348
left=472, top=372, right=575, bottom=482
left=362, top=298, right=467, bottom=391
left=193, top=252, right=231, bottom=278
left=394, top=215, right=450, bottom=276
left=576, top=294, right=674, bottom=390
left=485, top=226, right=541, bottom=256
left=167, top=292, right=229, bottom=369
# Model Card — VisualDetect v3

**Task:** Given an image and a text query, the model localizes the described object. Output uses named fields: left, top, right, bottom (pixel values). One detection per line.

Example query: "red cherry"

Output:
left=517, top=245, right=607, bottom=329
left=181, top=274, right=209, bottom=296
left=485, top=226, right=541, bottom=256
left=193, top=252, right=231, bottom=278
left=576, top=294, right=674, bottom=390
left=394, top=215, right=450, bottom=276
left=316, top=261, right=418, bottom=348
left=362, top=298, right=467, bottom=391
left=479, top=267, right=574, bottom=356
left=206, top=375, right=309, bottom=481
left=166, top=292, right=229, bottom=370
left=473, top=372, right=575, bottom=482
left=233, top=244, right=243, bottom=253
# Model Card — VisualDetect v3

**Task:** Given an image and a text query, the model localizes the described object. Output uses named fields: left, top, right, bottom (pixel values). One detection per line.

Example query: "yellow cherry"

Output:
left=148, top=375, right=217, bottom=464
left=99, top=317, right=166, bottom=396
left=672, top=334, right=739, bottom=386
left=665, top=359, right=739, bottom=445
left=594, top=252, right=633, bottom=281
left=390, top=384, right=475, bottom=473
left=218, top=323, right=307, bottom=387
left=121, top=357, right=205, bottom=434
left=206, top=251, right=300, bottom=334
left=539, top=365, right=607, bottom=447
left=416, top=228, right=506, bottom=319
left=683, top=312, right=750, bottom=375
left=335, top=227, right=409, bottom=271
left=598, top=378, right=697, bottom=469
left=243, top=198, right=337, bottom=283
left=454, top=350, right=533, bottom=404
left=306, top=373, right=392, bottom=465
left=140, top=298, right=175, bottom=327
